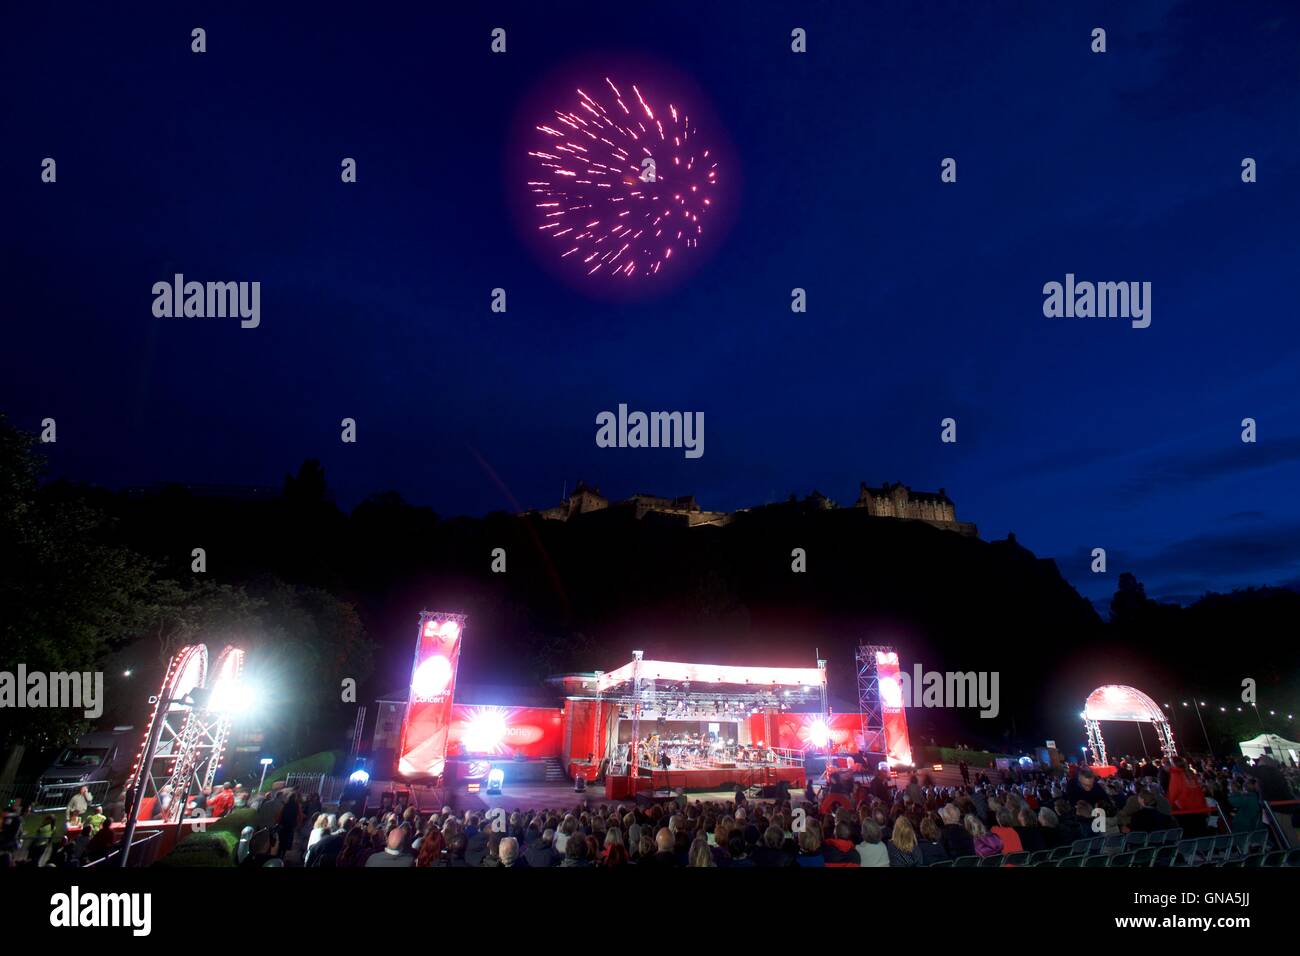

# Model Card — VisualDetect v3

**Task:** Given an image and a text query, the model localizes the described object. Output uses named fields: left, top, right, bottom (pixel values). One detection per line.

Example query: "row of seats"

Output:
left=930, top=829, right=1296, bottom=868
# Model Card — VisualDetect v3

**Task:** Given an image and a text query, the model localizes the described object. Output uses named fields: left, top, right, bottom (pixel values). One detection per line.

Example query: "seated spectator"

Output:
left=939, top=804, right=974, bottom=859
left=1036, top=807, right=1062, bottom=848
left=365, top=827, right=414, bottom=867
left=524, top=829, right=561, bottom=867
left=966, top=814, right=1003, bottom=857
left=991, top=808, right=1023, bottom=854
left=688, top=837, right=715, bottom=867
left=752, top=825, right=795, bottom=867
left=823, top=822, right=861, bottom=867
left=856, top=819, right=889, bottom=867
left=886, top=817, right=924, bottom=867
left=499, top=836, right=526, bottom=867
left=1128, top=790, right=1176, bottom=833
left=796, top=825, right=825, bottom=867
left=917, top=816, right=948, bottom=865
left=1014, top=806, right=1046, bottom=852
left=561, top=835, right=593, bottom=867
left=415, top=829, right=445, bottom=867
left=722, top=833, right=754, bottom=867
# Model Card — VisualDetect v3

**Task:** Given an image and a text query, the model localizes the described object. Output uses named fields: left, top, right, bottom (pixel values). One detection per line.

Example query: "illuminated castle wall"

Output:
left=530, top=480, right=977, bottom=536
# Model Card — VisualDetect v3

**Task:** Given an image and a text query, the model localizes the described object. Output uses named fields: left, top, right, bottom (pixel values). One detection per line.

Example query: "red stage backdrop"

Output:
left=397, top=612, right=466, bottom=778
left=446, top=705, right=564, bottom=759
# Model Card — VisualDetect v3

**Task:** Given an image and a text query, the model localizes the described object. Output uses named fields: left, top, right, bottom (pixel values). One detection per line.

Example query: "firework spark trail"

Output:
left=527, top=77, right=719, bottom=280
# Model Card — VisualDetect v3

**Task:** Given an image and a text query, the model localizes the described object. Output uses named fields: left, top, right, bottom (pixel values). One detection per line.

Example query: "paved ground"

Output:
left=374, top=764, right=979, bottom=817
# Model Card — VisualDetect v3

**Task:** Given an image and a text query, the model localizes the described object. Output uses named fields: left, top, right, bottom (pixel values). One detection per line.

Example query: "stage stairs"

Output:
left=543, top=758, right=567, bottom=782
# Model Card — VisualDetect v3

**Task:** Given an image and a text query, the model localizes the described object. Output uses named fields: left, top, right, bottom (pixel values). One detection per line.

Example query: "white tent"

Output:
left=1238, top=733, right=1300, bottom=767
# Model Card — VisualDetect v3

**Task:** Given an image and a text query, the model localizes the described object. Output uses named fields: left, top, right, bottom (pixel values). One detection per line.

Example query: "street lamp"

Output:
left=257, top=757, right=274, bottom=794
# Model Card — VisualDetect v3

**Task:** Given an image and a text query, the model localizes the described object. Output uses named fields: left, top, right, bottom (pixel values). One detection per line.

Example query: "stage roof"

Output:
left=1083, top=684, right=1167, bottom=724
left=594, top=659, right=824, bottom=693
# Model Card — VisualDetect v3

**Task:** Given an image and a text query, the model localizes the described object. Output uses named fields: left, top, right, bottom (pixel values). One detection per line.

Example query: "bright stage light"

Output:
left=349, top=769, right=370, bottom=785
left=412, top=654, right=453, bottom=698
left=423, top=618, right=460, bottom=642
left=806, top=719, right=830, bottom=748
left=462, top=709, right=509, bottom=753
left=879, top=676, right=903, bottom=708
left=209, top=678, right=255, bottom=715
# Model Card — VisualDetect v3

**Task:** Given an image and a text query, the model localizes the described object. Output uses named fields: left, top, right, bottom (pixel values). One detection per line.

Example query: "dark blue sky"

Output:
left=4, top=1, right=1299, bottom=608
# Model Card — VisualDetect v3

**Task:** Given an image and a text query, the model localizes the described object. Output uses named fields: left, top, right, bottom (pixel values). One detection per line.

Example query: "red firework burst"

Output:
left=526, top=77, right=719, bottom=280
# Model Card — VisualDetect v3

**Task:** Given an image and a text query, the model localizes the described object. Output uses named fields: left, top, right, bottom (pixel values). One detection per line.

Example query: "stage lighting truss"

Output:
left=126, top=643, right=246, bottom=824
left=590, top=686, right=821, bottom=717
left=856, top=643, right=893, bottom=755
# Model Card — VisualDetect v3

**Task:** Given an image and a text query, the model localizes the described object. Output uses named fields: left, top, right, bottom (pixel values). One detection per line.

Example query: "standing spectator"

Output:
left=1227, top=779, right=1262, bottom=833
left=66, top=786, right=91, bottom=823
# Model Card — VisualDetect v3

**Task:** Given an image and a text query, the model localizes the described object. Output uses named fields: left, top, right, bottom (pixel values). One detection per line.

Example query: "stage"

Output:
left=645, top=764, right=803, bottom=791
left=605, top=763, right=804, bottom=796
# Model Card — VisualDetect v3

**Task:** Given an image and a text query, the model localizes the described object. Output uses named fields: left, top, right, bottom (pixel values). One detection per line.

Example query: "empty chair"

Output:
left=1227, top=830, right=1253, bottom=858
left=1034, top=859, right=1059, bottom=868
left=1050, top=845, right=1075, bottom=861
left=1102, top=833, right=1126, bottom=853
left=1108, top=851, right=1135, bottom=867
left=1004, top=851, right=1030, bottom=866
left=1151, top=846, right=1177, bottom=867
left=1131, top=846, right=1157, bottom=867
left=929, top=859, right=954, bottom=867
left=1285, top=848, right=1300, bottom=867
left=978, top=854, right=1005, bottom=868
left=1150, top=827, right=1183, bottom=846
left=1122, top=831, right=1148, bottom=849
left=1173, top=840, right=1199, bottom=866
left=1058, top=855, right=1084, bottom=867
left=1241, top=853, right=1266, bottom=867
left=1262, top=850, right=1286, bottom=867
left=952, top=855, right=980, bottom=867
left=1208, top=834, right=1233, bottom=863
left=1083, top=854, right=1110, bottom=868
left=1026, top=849, right=1054, bottom=865
left=1245, top=828, right=1270, bottom=856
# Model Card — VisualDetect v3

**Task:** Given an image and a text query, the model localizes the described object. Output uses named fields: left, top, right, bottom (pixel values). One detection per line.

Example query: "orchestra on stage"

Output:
left=617, top=730, right=788, bottom=772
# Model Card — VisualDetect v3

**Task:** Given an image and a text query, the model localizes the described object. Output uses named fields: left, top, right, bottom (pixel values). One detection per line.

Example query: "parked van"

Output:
left=34, top=726, right=137, bottom=811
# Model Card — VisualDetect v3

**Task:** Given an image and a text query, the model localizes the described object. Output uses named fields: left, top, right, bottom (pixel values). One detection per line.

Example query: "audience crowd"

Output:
left=3, top=750, right=1294, bottom=868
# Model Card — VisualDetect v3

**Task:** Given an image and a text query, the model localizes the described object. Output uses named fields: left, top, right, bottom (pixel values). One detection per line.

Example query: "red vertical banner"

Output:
left=874, top=650, right=914, bottom=767
left=397, top=611, right=466, bottom=779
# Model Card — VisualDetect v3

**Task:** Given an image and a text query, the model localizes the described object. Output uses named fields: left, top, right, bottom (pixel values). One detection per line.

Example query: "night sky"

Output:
left=4, top=1, right=1299, bottom=610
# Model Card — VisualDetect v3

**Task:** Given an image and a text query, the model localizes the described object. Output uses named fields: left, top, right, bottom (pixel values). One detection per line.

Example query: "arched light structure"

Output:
left=1081, top=684, right=1177, bottom=766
